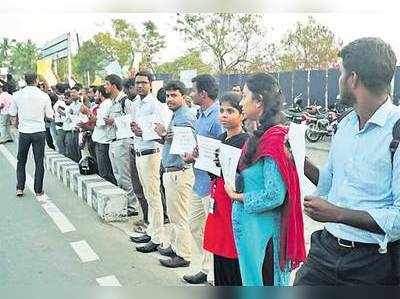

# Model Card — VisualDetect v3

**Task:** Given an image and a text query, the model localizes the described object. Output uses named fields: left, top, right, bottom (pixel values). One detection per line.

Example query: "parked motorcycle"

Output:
left=305, top=110, right=339, bottom=142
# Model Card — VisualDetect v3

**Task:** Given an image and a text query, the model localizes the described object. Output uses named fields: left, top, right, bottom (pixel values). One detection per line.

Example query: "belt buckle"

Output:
left=337, top=238, right=355, bottom=248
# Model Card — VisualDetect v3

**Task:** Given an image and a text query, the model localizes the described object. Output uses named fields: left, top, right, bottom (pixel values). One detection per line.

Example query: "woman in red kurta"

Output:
left=203, top=92, right=249, bottom=286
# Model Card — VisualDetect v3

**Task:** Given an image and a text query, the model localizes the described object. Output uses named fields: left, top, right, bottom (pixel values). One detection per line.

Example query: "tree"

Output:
left=9, top=40, right=38, bottom=80
left=0, top=38, right=15, bottom=68
left=74, top=39, right=108, bottom=84
left=155, top=51, right=212, bottom=75
left=140, top=21, right=166, bottom=71
left=278, top=16, right=342, bottom=71
left=176, top=13, right=272, bottom=73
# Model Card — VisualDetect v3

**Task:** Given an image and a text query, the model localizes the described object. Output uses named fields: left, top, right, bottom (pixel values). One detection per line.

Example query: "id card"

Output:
left=208, top=198, right=215, bottom=214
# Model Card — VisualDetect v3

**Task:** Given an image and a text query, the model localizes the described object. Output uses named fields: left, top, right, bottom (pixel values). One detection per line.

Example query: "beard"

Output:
left=339, top=85, right=356, bottom=108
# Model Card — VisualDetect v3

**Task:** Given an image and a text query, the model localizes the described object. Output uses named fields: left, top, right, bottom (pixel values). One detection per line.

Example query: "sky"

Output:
left=1, top=9, right=400, bottom=65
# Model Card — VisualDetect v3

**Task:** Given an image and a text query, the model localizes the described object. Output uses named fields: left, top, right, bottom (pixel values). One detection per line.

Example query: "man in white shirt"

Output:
left=81, top=85, right=117, bottom=185
left=130, top=71, right=169, bottom=253
left=104, top=74, right=138, bottom=217
left=52, top=93, right=67, bottom=155
left=9, top=73, right=54, bottom=197
left=64, top=89, right=82, bottom=163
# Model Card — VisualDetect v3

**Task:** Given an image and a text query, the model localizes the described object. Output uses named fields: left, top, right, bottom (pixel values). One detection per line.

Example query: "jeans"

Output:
left=65, top=131, right=81, bottom=163
left=0, top=114, right=12, bottom=143
left=95, top=142, right=117, bottom=185
left=16, top=131, right=46, bottom=194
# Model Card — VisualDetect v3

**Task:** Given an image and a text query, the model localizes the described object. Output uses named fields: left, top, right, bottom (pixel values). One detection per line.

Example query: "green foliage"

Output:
left=176, top=13, right=272, bottom=73
left=155, top=51, right=212, bottom=75
left=9, top=40, right=38, bottom=81
left=278, top=16, right=342, bottom=71
left=140, top=21, right=166, bottom=71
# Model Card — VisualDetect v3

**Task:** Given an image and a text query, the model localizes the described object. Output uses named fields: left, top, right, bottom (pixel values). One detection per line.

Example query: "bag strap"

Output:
left=390, top=118, right=400, bottom=166
left=120, top=96, right=129, bottom=114
left=333, top=108, right=354, bottom=134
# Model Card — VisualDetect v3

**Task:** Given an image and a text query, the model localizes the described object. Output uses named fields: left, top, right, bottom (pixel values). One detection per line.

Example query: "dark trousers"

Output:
left=129, top=146, right=148, bottom=224
left=294, top=229, right=398, bottom=286
left=17, top=131, right=46, bottom=194
left=65, top=131, right=81, bottom=163
left=45, top=126, right=55, bottom=150
left=214, top=254, right=242, bottom=286
left=95, top=142, right=117, bottom=185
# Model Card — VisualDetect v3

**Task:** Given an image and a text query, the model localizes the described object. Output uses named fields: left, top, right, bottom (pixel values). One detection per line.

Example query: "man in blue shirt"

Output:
left=182, top=74, right=224, bottom=284
left=153, top=80, right=196, bottom=268
left=295, top=37, right=400, bottom=285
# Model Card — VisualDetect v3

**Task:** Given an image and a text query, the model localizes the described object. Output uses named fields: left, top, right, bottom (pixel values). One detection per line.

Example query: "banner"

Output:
left=36, top=59, right=57, bottom=86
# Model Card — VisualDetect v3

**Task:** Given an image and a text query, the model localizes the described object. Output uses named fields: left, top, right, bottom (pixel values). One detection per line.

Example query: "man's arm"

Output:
left=304, top=157, right=319, bottom=186
left=304, top=195, right=385, bottom=234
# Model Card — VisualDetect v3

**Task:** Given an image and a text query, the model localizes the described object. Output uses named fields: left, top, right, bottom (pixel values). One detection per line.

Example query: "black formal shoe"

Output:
left=157, top=245, right=175, bottom=257
left=136, top=241, right=160, bottom=253
left=127, top=206, right=139, bottom=217
left=129, top=234, right=151, bottom=243
left=182, top=271, right=207, bottom=284
left=163, top=217, right=170, bottom=224
left=160, top=255, right=190, bottom=268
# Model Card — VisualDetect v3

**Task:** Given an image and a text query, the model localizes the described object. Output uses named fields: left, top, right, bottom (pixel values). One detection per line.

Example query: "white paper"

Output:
left=70, top=114, right=80, bottom=129
left=179, top=69, right=197, bottom=88
left=288, top=123, right=316, bottom=197
left=170, top=126, right=197, bottom=155
left=114, top=114, right=134, bottom=140
left=137, top=114, right=160, bottom=141
left=194, top=136, right=221, bottom=176
left=219, top=143, right=243, bottom=191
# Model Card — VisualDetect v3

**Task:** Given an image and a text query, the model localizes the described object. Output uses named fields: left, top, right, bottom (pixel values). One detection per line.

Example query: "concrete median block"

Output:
left=54, top=158, right=74, bottom=180
left=61, top=164, right=79, bottom=186
left=83, top=181, right=115, bottom=209
left=93, top=187, right=128, bottom=222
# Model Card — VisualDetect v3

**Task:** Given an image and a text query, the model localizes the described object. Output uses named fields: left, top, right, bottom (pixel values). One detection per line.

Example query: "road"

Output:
left=0, top=138, right=329, bottom=286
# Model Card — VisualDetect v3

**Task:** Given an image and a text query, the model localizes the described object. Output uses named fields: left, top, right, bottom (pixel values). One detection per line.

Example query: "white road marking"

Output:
left=70, top=240, right=100, bottom=263
left=0, top=144, right=76, bottom=233
left=96, top=275, right=122, bottom=286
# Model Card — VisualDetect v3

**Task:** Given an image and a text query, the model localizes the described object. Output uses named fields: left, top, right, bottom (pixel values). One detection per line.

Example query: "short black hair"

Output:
left=165, top=80, right=186, bottom=96
left=135, top=70, right=154, bottom=83
left=191, top=74, right=219, bottom=100
left=98, top=85, right=110, bottom=98
left=25, top=73, right=37, bottom=85
left=123, top=78, right=135, bottom=89
left=339, top=37, right=397, bottom=95
left=55, top=83, right=68, bottom=95
left=105, top=74, right=123, bottom=91
left=220, top=91, right=243, bottom=113
left=156, top=87, right=166, bottom=103
left=232, top=84, right=241, bottom=89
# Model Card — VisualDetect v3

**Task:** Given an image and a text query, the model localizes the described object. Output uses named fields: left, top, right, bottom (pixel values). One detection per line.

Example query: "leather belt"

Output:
left=164, top=166, right=186, bottom=173
left=136, top=148, right=160, bottom=157
left=325, top=230, right=379, bottom=249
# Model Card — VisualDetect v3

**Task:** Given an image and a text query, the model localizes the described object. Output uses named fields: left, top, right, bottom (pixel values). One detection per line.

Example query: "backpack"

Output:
left=336, top=108, right=400, bottom=166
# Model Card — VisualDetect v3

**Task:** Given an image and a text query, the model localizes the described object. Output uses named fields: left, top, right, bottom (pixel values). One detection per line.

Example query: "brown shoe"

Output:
left=16, top=190, right=24, bottom=197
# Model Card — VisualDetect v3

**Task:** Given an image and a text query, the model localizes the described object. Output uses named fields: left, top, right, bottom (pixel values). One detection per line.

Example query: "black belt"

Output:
left=325, top=229, right=381, bottom=249
left=111, top=137, right=130, bottom=142
left=136, top=148, right=160, bottom=157
left=164, top=166, right=186, bottom=173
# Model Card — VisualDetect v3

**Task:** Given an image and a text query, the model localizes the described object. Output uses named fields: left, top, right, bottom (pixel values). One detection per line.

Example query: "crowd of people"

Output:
left=2, top=36, right=400, bottom=286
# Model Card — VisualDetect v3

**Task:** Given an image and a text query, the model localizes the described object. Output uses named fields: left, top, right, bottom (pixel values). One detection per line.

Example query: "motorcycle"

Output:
left=282, top=94, right=305, bottom=124
left=305, top=110, right=339, bottom=143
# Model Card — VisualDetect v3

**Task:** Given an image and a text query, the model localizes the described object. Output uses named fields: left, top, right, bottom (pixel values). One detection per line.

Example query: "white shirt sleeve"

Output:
left=9, top=95, right=17, bottom=117
left=44, top=95, right=54, bottom=119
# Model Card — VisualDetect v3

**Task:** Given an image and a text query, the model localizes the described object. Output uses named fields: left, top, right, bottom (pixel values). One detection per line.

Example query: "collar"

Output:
left=113, top=90, right=126, bottom=102
left=364, top=98, right=393, bottom=128
left=200, top=101, right=219, bottom=117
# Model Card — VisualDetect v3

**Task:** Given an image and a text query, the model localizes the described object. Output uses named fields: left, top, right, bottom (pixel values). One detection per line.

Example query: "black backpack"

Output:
left=336, top=109, right=400, bottom=166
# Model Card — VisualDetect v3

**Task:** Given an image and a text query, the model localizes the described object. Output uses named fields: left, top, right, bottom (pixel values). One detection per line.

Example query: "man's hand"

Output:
left=154, top=122, right=167, bottom=138
left=182, top=146, right=199, bottom=163
left=131, top=121, right=142, bottom=137
left=80, top=105, right=91, bottom=115
left=303, top=195, right=342, bottom=223
left=104, top=117, right=115, bottom=126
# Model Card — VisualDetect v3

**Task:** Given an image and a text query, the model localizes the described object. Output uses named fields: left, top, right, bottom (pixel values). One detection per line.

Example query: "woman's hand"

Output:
left=224, top=184, right=244, bottom=202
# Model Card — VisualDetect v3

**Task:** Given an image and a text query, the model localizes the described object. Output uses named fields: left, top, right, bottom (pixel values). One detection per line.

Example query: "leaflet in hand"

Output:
left=288, top=123, right=316, bottom=197
left=170, top=126, right=197, bottom=155
left=219, top=143, right=243, bottom=191
left=137, top=114, right=160, bottom=141
left=115, top=114, right=134, bottom=140
left=194, top=135, right=221, bottom=176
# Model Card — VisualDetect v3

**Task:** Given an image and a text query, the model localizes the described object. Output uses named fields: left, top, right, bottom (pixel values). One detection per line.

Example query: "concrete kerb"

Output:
left=44, top=150, right=128, bottom=223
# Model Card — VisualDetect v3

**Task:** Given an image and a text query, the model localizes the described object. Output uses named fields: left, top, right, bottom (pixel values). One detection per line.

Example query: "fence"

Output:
left=156, top=66, right=400, bottom=108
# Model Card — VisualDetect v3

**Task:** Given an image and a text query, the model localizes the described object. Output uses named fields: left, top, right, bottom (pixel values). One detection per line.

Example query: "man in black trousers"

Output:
left=9, top=73, right=54, bottom=197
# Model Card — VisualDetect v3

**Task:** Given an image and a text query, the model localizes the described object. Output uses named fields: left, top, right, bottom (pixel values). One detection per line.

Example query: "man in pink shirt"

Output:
left=0, top=84, right=14, bottom=143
